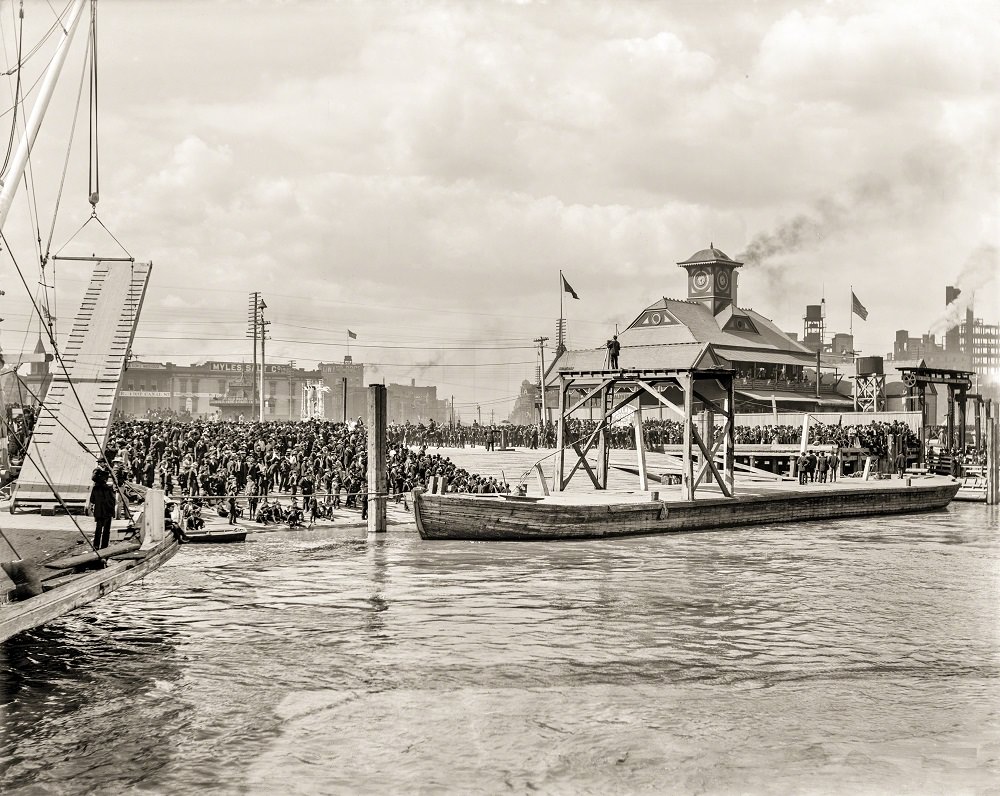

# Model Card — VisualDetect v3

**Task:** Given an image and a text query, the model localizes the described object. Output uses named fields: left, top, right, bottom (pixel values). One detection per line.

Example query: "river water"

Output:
left=2, top=503, right=998, bottom=794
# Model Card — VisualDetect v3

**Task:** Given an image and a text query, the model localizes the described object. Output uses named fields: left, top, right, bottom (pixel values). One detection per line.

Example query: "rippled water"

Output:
left=2, top=504, right=999, bottom=794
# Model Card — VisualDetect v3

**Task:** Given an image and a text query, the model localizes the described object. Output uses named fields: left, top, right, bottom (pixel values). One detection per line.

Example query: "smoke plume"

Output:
left=738, top=149, right=958, bottom=283
left=739, top=175, right=893, bottom=270
left=927, top=243, right=998, bottom=336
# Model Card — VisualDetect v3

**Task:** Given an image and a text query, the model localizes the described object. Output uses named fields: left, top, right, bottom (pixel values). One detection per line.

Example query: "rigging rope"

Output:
left=1, top=230, right=125, bottom=496
left=0, top=1, right=25, bottom=177
left=0, top=409, right=104, bottom=561
left=86, top=0, right=96, bottom=207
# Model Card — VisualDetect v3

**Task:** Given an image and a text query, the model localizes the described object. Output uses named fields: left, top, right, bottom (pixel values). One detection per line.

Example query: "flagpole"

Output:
left=347, top=330, right=350, bottom=358
left=559, top=270, right=564, bottom=351
left=849, top=285, right=853, bottom=338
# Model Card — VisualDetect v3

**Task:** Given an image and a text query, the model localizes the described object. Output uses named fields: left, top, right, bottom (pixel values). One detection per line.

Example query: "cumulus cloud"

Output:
left=3, top=0, right=994, bottom=411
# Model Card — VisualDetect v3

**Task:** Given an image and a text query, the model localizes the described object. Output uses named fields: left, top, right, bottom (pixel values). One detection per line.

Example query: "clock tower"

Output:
left=677, top=244, right=743, bottom=316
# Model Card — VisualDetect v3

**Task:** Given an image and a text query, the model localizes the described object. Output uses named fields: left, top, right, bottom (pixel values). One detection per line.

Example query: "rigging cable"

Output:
left=0, top=0, right=24, bottom=176
left=41, top=13, right=92, bottom=342
left=86, top=0, right=96, bottom=207
left=0, top=405, right=105, bottom=560
left=1, top=230, right=126, bottom=496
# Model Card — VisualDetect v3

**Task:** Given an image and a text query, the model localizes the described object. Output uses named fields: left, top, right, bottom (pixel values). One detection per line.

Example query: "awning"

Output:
left=737, top=389, right=855, bottom=406
left=737, top=390, right=815, bottom=403
left=714, top=348, right=813, bottom=367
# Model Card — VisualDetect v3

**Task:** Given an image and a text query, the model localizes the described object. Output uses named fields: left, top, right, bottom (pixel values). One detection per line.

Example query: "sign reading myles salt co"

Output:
left=207, top=361, right=290, bottom=374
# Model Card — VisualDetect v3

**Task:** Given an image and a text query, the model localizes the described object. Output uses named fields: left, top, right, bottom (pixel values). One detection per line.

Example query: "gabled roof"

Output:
left=622, top=297, right=813, bottom=359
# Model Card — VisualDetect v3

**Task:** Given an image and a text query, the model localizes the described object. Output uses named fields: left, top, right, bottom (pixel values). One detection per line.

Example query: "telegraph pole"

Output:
left=258, top=299, right=269, bottom=421
left=247, top=292, right=261, bottom=417
left=534, top=336, right=549, bottom=437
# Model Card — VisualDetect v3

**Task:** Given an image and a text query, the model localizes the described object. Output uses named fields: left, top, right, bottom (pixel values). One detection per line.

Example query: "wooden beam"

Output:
left=635, top=379, right=686, bottom=419
left=633, top=403, right=647, bottom=491
left=570, top=441, right=602, bottom=490
left=691, top=423, right=732, bottom=497
left=682, top=374, right=694, bottom=500
left=726, top=377, right=736, bottom=496
left=556, top=377, right=567, bottom=492
left=565, top=379, right=613, bottom=418
left=533, top=462, right=550, bottom=496
left=597, top=383, right=609, bottom=490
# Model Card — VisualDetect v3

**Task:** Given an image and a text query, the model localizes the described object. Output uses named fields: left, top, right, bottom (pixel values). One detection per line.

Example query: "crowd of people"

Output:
left=101, top=417, right=514, bottom=527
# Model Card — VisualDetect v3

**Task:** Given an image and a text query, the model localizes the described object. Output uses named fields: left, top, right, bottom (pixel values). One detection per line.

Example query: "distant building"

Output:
left=386, top=379, right=449, bottom=424
left=887, top=285, right=998, bottom=398
left=16, top=340, right=452, bottom=424
left=318, top=356, right=367, bottom=422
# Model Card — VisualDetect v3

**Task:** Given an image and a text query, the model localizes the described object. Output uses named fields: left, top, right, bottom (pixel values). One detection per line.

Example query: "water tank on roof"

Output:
left=856, top=356, right=883, bottom=376
left=805, top=305, right=824, bottom=321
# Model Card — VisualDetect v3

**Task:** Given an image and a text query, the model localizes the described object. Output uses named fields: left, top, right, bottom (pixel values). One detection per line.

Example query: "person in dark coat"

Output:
left=88, top=467, right=117, bottom=550
left=607, top=335, right=621, bottom=369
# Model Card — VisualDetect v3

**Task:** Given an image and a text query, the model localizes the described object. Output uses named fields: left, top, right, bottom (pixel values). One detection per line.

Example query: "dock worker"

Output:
left=797, top=452, right=809, bottom=485
left=816, top=452, right=829, bottom=483
left=87, top=466, right=117, bottom=550
left=607, top=335, right=621, bottom=369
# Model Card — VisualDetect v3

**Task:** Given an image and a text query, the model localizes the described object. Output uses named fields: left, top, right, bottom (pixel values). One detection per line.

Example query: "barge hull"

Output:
left=413, top=480, right=962, bottom=541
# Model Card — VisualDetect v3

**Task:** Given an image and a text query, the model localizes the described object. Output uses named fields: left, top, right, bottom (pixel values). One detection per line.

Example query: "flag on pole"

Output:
left=851, top=291, right=868, bottom=321
left=347, top=329, right=358, bottom=339
left=561, top=273, right=580, bottom=300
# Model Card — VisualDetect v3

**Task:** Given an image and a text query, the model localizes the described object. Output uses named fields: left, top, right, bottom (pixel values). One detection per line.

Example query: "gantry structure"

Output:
left=553, top=365, right=736, bottom=501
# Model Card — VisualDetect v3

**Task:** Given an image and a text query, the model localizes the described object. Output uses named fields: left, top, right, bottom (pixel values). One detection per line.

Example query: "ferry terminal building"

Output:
left=549, top=245, right=854, bottom=414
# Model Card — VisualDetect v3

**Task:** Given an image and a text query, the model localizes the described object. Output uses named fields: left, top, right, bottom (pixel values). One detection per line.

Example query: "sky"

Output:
left=0, top=0, right=997, bottom=418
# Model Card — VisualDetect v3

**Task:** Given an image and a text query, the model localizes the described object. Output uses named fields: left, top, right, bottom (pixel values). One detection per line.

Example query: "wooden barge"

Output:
left=1, top=526, right=178, bottom=643
left=412, top=477, right=962, bottom=541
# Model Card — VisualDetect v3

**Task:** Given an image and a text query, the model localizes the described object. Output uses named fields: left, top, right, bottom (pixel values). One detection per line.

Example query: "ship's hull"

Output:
left=412, top=478, right=962, bottom=541
left=0, top=534, right=179, bottom=642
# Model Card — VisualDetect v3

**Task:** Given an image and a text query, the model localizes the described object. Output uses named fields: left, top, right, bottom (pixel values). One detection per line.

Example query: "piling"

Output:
left=367, top=384, right=387, bottom=533
left=987, top=403, right=998, bottom=505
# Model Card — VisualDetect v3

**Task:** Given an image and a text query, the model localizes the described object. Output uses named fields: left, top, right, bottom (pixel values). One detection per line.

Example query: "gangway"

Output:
left=11, top=261, right=151, bottom=513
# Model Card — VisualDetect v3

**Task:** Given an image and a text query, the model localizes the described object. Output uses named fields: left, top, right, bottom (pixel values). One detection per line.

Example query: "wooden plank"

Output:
left=46, top=541, right=140, bottom=569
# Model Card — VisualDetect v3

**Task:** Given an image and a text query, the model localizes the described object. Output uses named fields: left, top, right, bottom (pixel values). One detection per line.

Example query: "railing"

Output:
left=734, top=377, right=841, bottom=394
left=209, top=395, right=256, bottom=407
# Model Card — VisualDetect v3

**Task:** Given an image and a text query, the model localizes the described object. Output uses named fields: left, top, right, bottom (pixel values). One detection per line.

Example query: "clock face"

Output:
left=715, top=269, right=730, bottom=291
left=692, top=269, right=710, bottom=292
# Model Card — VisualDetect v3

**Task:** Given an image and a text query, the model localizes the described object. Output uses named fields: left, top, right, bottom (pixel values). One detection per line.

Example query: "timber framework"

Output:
left=554, top=366, right=736, bottom=501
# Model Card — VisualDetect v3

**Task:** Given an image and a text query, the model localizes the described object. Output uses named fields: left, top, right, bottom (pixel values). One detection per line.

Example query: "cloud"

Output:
left=756, top=4, right=998, bottom=109
left=4, top=0, right=993, bottom=414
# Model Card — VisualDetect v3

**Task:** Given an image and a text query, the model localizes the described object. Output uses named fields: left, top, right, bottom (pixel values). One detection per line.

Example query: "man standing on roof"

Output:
left=607, top=335, right=621, bottom=369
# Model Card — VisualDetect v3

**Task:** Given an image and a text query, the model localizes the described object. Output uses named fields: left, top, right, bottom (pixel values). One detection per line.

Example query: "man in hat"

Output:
left=607, top=335, right=621, bottom=369
left=88, top=465, right=117, bottom=550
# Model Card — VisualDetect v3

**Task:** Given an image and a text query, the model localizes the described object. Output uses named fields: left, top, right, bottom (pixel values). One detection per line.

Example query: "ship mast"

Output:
left=0, top=0, right=87, bottom=469
left=0, top=0, right=88, bottom=231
